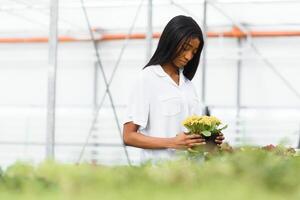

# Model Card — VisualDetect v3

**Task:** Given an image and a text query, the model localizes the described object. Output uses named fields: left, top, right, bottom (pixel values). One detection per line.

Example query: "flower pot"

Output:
left=187, top=133, right=219, bottom=154
left=202, top=133, right=219, bottom=152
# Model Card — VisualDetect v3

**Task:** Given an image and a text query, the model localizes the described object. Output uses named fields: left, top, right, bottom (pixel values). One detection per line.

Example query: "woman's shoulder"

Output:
left=137, top=65, right=158, bottom=80
left=141, top=65, right=158, bottom=73
left=132, top=66, right=154, bottom=87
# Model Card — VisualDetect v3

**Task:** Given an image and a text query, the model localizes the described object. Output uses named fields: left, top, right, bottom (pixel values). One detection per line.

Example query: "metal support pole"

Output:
left=236, top=38, right=242, bottom=142
left=236, top=38, right=242, bottom=120
left=93, top=61, right=99, bottom=113
left=201, top=0, right=208, bottom=106
left=46, top=0, right=59, bottom=160
left=146, top=0, right=153, bottom=61
left=92, top=61, right=99, bottom=163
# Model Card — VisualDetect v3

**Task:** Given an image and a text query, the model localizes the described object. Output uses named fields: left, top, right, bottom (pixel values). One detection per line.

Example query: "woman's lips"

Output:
left=180, top=60, right=188, bottom=65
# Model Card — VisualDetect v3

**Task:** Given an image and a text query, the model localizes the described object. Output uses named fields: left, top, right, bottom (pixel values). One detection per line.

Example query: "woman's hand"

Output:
left=215, top=132, right=225, bottom=145
left=171, top=132, right=206, bottom=149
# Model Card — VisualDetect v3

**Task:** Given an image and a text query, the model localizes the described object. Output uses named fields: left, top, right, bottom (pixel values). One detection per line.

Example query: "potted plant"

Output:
left=182, top=115, right=228, bottom=154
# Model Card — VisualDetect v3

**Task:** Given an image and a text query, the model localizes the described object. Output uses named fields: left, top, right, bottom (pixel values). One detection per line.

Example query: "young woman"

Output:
left=123, top=15, right=224, bottom=162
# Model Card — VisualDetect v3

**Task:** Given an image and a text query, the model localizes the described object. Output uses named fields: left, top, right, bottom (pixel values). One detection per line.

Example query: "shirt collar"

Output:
left=151, top=65, right=187, bottom=86
left=152, top=65, right=167, bottom=77
left=152, top=65, right=185, bottom=77
left=179, top=68, right=186, bottom=85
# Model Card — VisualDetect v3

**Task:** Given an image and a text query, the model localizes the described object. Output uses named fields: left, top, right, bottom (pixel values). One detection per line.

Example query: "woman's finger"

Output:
left=215, top=140, right=223, bottom=144
left=186, top=138, right=205, bottom=145
left=188, top=142, right=206, bottom=147
left=186, top=134, right=201, bottom=139
left=216, top=136, right=225, bottom=140
left=186, top=140, right=205, bottom=146
left=194, top=138, right=205, bottom=142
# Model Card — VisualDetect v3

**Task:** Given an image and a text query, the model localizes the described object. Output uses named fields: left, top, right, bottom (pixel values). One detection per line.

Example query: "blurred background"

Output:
left=0, top=0, right=300, bottom=167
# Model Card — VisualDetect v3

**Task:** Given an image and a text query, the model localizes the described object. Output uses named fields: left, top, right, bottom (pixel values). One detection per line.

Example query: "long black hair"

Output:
left=144, top=15, right=204, bottom=80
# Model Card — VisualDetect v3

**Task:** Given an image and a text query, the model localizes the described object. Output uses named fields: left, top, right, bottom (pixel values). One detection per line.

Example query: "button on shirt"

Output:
left=123, top=65, right=202, bottom=163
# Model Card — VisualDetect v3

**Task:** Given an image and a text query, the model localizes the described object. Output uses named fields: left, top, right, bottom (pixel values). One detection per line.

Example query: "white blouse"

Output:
left=123, top=65, right=202, bottom=163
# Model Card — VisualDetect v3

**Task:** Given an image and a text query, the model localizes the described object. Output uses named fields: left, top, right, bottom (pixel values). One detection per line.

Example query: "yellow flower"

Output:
left=182, top=115, right=223, bottom=134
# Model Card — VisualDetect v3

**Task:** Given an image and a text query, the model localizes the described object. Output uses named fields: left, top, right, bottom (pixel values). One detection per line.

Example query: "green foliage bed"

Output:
left=0, top=146, right=300, bottom=200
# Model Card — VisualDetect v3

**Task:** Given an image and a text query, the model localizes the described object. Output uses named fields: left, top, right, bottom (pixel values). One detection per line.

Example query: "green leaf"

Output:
left=209, top=125, right=215, bottom=131
left=187, top=148, right=199, bottom=153
left=202, top=130, right=211, bottom=137
left=218, top=124, right=228, bottom=131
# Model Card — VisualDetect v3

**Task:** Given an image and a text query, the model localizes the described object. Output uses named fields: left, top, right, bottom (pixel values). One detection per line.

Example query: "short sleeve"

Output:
left=123, top=73, right=150, bottom=129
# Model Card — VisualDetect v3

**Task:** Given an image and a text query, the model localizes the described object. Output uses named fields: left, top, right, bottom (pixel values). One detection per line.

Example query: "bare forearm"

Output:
left=123, top=131, right=174, bottom=149
left=122, top=122, right=205, bottom=150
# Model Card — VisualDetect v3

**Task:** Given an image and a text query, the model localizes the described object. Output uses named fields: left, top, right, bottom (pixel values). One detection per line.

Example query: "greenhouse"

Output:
left=0, top=0, right=300, bottom=199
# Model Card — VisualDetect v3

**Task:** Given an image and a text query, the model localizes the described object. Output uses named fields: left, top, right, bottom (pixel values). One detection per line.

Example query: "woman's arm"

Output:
left=123, top=122, right=205, bottom=149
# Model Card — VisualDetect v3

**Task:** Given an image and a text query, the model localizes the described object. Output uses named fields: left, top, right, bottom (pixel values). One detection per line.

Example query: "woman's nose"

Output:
left=184, top=51, right=194, bottom=61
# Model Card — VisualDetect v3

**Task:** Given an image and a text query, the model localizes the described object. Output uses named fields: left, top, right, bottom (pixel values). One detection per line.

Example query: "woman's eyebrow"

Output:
left=185, top=43, right=198, bottom=50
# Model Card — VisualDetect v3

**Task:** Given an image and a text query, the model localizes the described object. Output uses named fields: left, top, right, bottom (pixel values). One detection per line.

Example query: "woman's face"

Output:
left=172, top=37, right=200, bottom=68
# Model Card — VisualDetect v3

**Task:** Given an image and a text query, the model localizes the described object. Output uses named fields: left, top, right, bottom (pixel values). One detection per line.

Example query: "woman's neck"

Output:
left=161, top=63, right=179, bottom=77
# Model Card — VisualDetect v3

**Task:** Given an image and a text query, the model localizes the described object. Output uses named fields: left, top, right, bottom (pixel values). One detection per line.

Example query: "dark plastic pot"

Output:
left=202, top=133, right=219, bottom=152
